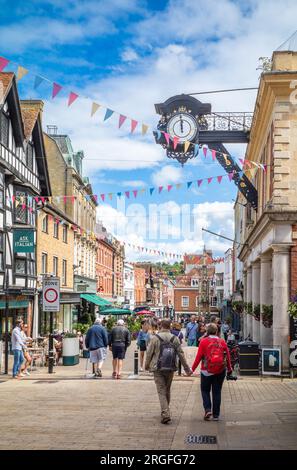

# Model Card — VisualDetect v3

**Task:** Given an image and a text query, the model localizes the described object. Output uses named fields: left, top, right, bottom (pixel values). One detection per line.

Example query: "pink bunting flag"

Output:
left=101, top=194, right=105, bottom=202
left=203, top=145, right=208, bottom=157
left=228, top=171, right=235, bottom=181
left=0, top=57, right=9, bottom=72
left=217, top=175, right=223, bottom=183
left=167, top=185, right=172, bottom=192
left=125, top=191, right=130, bottom=199
left=239, top=158, right=244, bottom=166
left=158, top=186, right=163, bottom=194
left=71, top=196, right=75, bottom=203
left=207, top=177, right=213, bottom=184
left=52, top=82, right=62, bottom=99
left=40, top=197, right=45, bottom=204
left=163, top=132, right=170, bottom=145
left=119, top=114, right=127, bottom=128
left=68, top=92, right=79, bottom=106
left=197, top=179, right=203, bottom=187
left=93, top=195, right=98, bottom=203
left=63, top=196, right=67, bottom=204
left=263, top=164, right=267, bottom=172
left=133, top=190, right=138, bottom=198
left=173, top=137, right=179, bottom=150
left=211, top=149, right=216, bottom=161
left=34, top=196, right=39, bottom=203
left=131, top=120, right=138, bottom=133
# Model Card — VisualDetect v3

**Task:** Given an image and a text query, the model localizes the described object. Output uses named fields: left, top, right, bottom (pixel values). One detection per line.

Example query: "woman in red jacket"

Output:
left=191, top=323, right=232, bottom=421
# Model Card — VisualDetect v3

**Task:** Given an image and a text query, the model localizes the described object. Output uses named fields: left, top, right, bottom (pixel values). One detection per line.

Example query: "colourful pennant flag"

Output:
left=228, top=171, right=235, bottom=181
left=108, top=193, right=113, bottom=200
left=194, top=144, right=199, bottom=157
left=117, top=192, right=122, bottom=198
left=217, top=175, right=223, bottom=183
left=0, top=57, right=9, bottom=72
left=104, top=109, right=114, bottom=121
left=173, top=137, right=179, bottom=150
left=131, top=119, right=138, bottom=133
left=142, top=124, right=149, bottom=135
left=158, top=186, right=163, bottom=194
left=155, top=130, right=161, bottom=141
left=34, top=75, right=45, bottom=89
left=68, top=92, right=79, bottom=107
left=211, top=149, right=216, bottom=161
left=16, top=66, right=29, bottom=81
left=176, top=183, right=182, bottom=189
left=184, top=141, right=190, bottom=153
left=133, top=190, right=138, bottom=198
left=101, top=194, right=105, bottom=202
left=119, top=114, right=127, bottom=128
left=197, top=179, right=203, bottom=187
left=91, top=102, right=100, bottom=116
left=52, top=82, right=62, bottom=99
left=163, top=132, right=170, bottom=145
left=207, top=177, right=213, bottom=184
left=167, top=185, right=173, bottom=192
left=187, top=181, right=193, bottom=189
left=125, top=191, right=130, bottom=199
left=203, top=145, right=208, bottom=157
left=149, top=188, right=155, bottom=196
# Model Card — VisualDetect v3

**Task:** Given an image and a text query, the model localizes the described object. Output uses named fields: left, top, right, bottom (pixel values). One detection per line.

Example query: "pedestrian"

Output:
left=147, top=317, right=158, bottom=339
left=109, top=319, right=131, bottom=379
left=170, top=322, right=184, bottom=344
left=11, top=319, right=26, bottom=379
left=137, top=319, right=150, bottom=372
left=145, top=318, right=192, bottom=424
left=20, top=323, right=32, bottom=376
left=185, top=315, right=198, bottom=346
left=85, top=318, right=108, bottom=378
left=191, top=323, right=232, bottom=421
left=222, top=320, right=229, bottom=341
left=196, top=321, right=206, bottom=344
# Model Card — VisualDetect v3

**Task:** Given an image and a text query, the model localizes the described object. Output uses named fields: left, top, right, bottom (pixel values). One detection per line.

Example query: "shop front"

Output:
left=0, top=295, right=35, bottom=339
left=39, top=292, right=81, bottom=335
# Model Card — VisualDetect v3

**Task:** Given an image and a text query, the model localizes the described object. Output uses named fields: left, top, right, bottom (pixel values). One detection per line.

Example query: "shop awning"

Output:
left=0, top=300, right=29, bottom=309
left=80, top=293, right=112, bottom=307
left=101, top=308, right=132, bottom=316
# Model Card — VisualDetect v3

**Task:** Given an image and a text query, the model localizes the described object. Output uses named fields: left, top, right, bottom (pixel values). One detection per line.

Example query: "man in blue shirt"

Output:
left=11, top=319, right=26, bottom=379
left=185, top=315, right=198, bottom=346
left=85, top=318, right=108, bottom=378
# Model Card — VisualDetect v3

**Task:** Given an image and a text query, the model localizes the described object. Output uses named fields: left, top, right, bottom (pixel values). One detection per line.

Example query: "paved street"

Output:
left=1, top=343, right=297, bottom=450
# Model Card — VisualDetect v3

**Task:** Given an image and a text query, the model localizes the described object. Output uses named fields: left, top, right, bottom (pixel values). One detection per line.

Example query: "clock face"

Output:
left=167, top=113, right=198, bottom=143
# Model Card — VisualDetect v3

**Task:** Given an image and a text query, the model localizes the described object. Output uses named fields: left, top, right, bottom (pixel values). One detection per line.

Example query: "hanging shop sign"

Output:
left=13, top=229, right=34, bottom=253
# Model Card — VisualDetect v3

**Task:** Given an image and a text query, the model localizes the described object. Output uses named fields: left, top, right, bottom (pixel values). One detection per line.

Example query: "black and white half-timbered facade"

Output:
left=0, top=72, right=50, bottom=337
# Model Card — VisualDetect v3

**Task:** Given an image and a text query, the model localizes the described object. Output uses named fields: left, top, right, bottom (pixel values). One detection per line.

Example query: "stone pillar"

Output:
left=243, top=271, right=248, bottom=338
left=260, top=254, right=273, bottom=346
left=272, top=245, right=291, bottom=372
left=246, top=267, right=253, bottom=339
left=252, top=262, right=260, bottom=343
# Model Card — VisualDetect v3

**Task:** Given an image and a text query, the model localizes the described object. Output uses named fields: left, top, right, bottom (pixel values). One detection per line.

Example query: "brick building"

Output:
left=134, top=266, right=146, bottom=306
left=96, top=235, right=114, bottom=301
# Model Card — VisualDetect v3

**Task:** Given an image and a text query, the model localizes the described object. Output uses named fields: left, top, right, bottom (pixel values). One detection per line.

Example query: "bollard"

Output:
left=134, top=350, right=139, bottom=375
left=178, top=359, right=182, bottom=376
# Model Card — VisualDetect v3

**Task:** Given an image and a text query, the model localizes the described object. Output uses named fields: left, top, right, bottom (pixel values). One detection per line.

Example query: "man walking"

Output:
left=145, top=318, right=192, bottom=424
left=185, top=315, right=198, bottom=346
left=11, top=319, right=26, bottom=379
left=191, top=323, right=232, bottom=421
left=109, top=319, right=131, bottom=379
left=85, top=318, right=108, bottom=378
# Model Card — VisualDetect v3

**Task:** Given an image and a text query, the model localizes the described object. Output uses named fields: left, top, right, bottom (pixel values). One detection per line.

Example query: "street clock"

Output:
left=167, top=113, right=198, bottom=143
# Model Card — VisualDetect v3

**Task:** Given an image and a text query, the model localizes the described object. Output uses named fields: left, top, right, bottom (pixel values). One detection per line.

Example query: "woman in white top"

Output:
left=20, top=323, right=32, bottom=375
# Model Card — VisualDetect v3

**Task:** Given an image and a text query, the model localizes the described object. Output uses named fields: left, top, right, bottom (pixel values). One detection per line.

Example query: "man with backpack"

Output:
left=191, top=323, right=232, bottom=421
left=145, top=319, right=192, bottom=424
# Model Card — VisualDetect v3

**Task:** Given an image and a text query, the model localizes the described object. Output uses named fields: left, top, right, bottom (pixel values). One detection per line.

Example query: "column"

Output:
left=272, top=245, right=291, bottom=372
left=246, top=267, right=253, bottom=339
left=243, top=270, right=247, bottom=339
left=260, top=253, right=273, bottom=346
left=252, top=262, right=260, bottom=343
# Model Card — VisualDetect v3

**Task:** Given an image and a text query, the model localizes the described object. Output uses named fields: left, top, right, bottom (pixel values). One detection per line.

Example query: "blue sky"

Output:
left=1, top=0, right=297, bottom=260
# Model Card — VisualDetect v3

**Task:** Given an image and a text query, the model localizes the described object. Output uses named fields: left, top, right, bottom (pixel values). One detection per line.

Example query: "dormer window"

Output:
left=191, top=279, right=199, bottom=287
left=0, top=110, right=9, bottom=148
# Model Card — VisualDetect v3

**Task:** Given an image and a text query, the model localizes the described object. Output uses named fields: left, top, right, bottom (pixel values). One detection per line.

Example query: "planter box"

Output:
left=62, top=337, right=80, bottom=366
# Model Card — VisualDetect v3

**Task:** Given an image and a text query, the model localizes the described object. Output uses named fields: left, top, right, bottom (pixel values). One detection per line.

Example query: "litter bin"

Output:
left=238, top=340, right=259, bottom=375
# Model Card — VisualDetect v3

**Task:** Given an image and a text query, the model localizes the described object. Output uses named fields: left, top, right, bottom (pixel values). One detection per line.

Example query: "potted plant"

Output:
left=288, top=292, right=297, bottom=319
left=73, top=323, right=91, bottom=358
left=252, top=304, right=260, bottom=321
left=62, top=333, right=80, bottom=366
left=262, top=305, right=273, bottom=328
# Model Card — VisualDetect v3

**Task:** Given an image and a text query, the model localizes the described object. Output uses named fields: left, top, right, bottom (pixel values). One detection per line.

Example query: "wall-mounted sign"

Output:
left=262, top=347, right=281, bottom=376
left=13, top=229, right=34, bottom=253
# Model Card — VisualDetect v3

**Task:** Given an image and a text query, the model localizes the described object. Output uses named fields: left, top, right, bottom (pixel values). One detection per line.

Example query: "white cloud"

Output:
left=151, top=165, right=184, bottom=186
left=122, top=180, right=147, bottom=187
left=121, top=48, right=139, bottom=62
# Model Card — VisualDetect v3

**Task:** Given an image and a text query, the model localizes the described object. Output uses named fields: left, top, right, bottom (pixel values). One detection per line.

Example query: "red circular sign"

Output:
left=44, top=288, right=58, bottom=303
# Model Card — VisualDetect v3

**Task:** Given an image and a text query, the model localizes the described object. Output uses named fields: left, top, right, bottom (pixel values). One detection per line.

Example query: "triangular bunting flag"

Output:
left=149, top=188, right=155, bottom=196
left=197, top=179, right=203, bottom=187
left=163, top=132, right=170, bottom=145
left=155, top=130, right=161, bottom=141
left=125, top=191, right=130, bottom=199
left=228, top=171, right=235, bottom=181
left=101, top=194, right=105, bottom=202
left=133, top=190, right=138, bottom=198
left=16, top=66, right=29, bottom=81
left=184, top=141, right=191, bottom=153
left=117, top=192, right=122, bottom=198
left=68, top=92, right=79, bottom=107
left=52, top=82, right=62, bottom=99
left=108, top=193, right=113, bottom=200
left=239, top=158, right=244, bottom=165
left=91, top=102, right=100, bottom=117
left=119, top=114, right=127, bottom=128
left=167, top=185, right=173, bottom=192
left=173, top=137, right=179, bottom=150
left=131, top=119, right=138, bottom=133
left=207, top=177, right=213, bottom=184
left=187, top=181, right=193, bottom=189
left=211, top=149, right=216, bottom=161
left=176, top=183, right=182, bottom=189
left=194, top=144, right=199, bottom=157
left=34, top=75, right=44, bottom=90
left=217, top=175, right=223, bottom=183
left=0, top=57, right=9, bottom=72
left=104, top=108, right=114, bottom=121
left=142, top=124, right=149, bottom=135
left=140, top=188, right=146, bottom=194
left=202, top=145, right=208, bottom=157
left=158, top=186, right=163, bottom=194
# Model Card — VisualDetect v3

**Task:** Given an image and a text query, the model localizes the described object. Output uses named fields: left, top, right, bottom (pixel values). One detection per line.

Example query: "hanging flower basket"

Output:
left=262, top=304, right=273, bottom=328
left=252, top=304, right=260, bottom=321
left=288, top=292, right=297, bottom=319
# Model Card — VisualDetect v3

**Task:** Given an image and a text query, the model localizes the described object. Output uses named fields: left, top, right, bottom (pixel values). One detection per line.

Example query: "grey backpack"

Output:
left=156, top=334, right=177, bottom=371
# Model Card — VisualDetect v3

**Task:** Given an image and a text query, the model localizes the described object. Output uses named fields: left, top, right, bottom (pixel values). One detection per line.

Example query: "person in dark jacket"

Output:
left=109, top=319, right=131, bottom=379
left=85, top=318, right=108, bottom=378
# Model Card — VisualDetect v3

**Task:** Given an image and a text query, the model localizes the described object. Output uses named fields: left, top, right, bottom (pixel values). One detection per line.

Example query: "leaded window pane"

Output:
left=0, top=112, right=9, bottom=147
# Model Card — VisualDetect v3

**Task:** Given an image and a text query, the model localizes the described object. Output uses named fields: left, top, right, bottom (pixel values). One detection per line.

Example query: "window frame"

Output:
left=53, top=221, right=59, bottom=239
left=181, top=296, right=189, bottom=308
left=62, top=224, right=68, bottom=243
left=62, top=259, right=67, bottom=286
left=41, top=252, right=48, bottom=275
left=42, top=215, right=48, bottom=233
left=0, top=231, right=4, bottom=272
left=53, top=256, right=58, bottom=277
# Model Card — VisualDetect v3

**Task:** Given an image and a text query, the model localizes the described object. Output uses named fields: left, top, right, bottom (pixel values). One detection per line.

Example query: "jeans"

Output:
left=187, top=338, right=197, bottom=346
left=12, top=349, right=24, bottom=377
left=153, top=371, right=175, bottom=418
left=200, top=370, right=226, bottom=417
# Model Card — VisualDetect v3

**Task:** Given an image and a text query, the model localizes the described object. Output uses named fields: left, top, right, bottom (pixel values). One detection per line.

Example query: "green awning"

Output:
left=101, top=308, right=132, bottom=316
left=80, top=294, right=112, bottom=307
left=0, top=300, right=29, bottom=309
